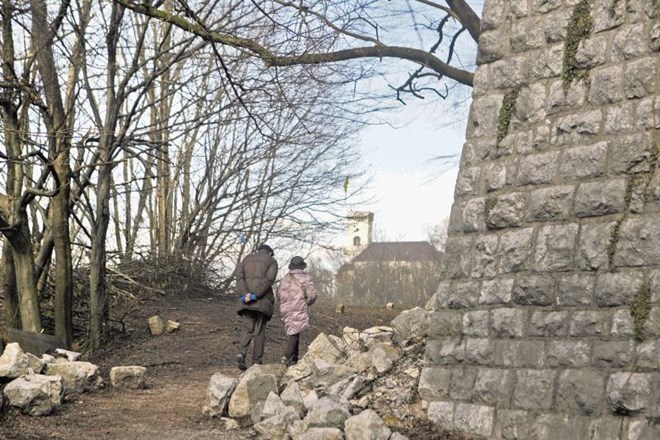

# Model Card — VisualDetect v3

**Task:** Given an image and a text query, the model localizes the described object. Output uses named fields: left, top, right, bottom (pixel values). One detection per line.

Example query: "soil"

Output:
left=0, top=287, right=453, bottom=440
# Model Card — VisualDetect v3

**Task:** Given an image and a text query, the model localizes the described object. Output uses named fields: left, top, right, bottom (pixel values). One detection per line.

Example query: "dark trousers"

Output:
left=237, top=310, right=267, bottom=364
left=285, top=333, right=300, bottom=364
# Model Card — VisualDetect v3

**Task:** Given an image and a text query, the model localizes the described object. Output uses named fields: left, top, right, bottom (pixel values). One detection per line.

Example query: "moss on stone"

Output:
left=562, top=0, right=593, bottom=89
left=484, top=196, right=497, bottom=220
left=496, top=88, right=521, bottom=145
left=631, top=279, right=651, bottom=342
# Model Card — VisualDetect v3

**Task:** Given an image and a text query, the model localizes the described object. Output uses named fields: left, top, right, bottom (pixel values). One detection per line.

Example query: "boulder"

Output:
left=54, top=348, right=81, bottom=362
left=370, top=343, right=402, bottom=374
left=281, top=381, right=306, bottom=417
left=386, top=302, right=395, bottom=310
left=165, top=320, right=180, bottom=333
left=228, top=363, right=285, bottom=418
left=253, top=391, right=287, bottom=424
left=0, top=343, right=30, bottom=379
left=310, top=359, right=357, bottom=389
left=335, top=304, right=345, bottom=313
left=291, top=427, right=344, bottom=440
left=110, top=366, right=147, bottom=390
left=391, top=307, right=429, bottom=340
left=301, top=333, right=347, bottom=366
left=202, top=372, right=237, bottom=418
left=3, top=373, right=63, bottom=416
left=344, top=409, right=392, bottom=440
left=304, top=396, right=351, bottom=429
left=253, top=406, right=299, bottom=439
left=45, top=360, right=104, bottom=394
left=148, top=315, right=165, bottom=335
left=359, top=327, right=395, bottom=348
left=26, top=352, right=45, bottom=374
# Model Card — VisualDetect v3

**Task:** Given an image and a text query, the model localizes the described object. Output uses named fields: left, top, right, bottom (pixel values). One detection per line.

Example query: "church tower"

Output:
left=345, top=211, right=373, bottom=259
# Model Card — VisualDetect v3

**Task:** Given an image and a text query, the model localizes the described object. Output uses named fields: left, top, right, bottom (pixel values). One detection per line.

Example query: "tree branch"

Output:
left=115, top=0, right=473, bottom=87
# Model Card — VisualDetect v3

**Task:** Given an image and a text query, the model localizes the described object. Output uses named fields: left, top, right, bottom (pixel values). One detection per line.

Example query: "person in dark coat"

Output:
left=235, top=244, right=278, bottom=370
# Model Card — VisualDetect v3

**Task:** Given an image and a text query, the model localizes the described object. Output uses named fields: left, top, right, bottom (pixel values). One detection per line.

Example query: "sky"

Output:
left=354, top=104, right=468, bottom=242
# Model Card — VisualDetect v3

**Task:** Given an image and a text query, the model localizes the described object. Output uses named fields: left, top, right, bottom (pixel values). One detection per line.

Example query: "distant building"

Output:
left=336, top=212, right=443, bottom=306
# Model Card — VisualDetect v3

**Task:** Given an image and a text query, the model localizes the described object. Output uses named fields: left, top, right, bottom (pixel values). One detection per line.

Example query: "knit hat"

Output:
left=258, top=244, right=274, bottom=256
left=288, top=256, right=307, bottom=270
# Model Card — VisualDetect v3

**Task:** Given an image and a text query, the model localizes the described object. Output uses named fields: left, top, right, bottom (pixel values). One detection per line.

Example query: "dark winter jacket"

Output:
left=235, top=249, right=278, bottom=318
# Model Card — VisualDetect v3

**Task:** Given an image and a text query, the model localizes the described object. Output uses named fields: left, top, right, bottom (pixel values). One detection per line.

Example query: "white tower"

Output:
left=345, top=211, right=373, bottom=259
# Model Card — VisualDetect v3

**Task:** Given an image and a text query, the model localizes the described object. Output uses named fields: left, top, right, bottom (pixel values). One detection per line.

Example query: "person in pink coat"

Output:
left=276, top=256, right=317, bottom=366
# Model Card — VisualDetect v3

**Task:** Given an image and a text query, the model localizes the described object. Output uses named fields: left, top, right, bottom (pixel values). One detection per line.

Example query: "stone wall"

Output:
left=423, top=0, right=659, bottom=438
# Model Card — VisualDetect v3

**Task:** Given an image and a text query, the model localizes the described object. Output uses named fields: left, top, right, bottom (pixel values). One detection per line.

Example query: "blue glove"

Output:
left=243, top=293, right=257, bottom=303
left=249, top=293, right=257, bottom=301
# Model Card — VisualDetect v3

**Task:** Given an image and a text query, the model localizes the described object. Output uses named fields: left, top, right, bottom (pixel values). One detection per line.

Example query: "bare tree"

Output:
left=116, top=0, right=479, bottom=98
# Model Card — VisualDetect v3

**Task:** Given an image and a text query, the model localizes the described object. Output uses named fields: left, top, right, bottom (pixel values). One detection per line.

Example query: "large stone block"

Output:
left=624, top=57, right=656, bottom=99
left=444, top=236, right=475, bottom=279
left=578, top=222, right=617, bottom=271
left=486, top=193, right=527, bottom=229
left=425, top=338, right=465, bottom=366
left=427, top=311, right=463, bottom=337
left=463, top=198, right=486, bottom=232
left=450, top=367, right=478, bottom=400
left=595, top=272, right=644, bottom=306
left=447, top=280, right=481, bottom=309
left=526, top=186, right=574, bottom=222
left=484, top=161, right=507, bottom=192
left=604, top=102, right=635, bottom=135
left=612, top=23, right=648, bottom=61
left=455, top=166, right=481, bottom=197
left=547, top=340, right=591, bottom=368
left=543, top=7, right=572, bottom=42
left=472, top=234, right=500, bottom=277
left=553, top=110, right=602, bottom=146
left=473, top=368, right=514, bottom=406
left=636, top=340, right=660, bottom=369
left=569, top=310, right=610, bottom=336
left=513, top=275, right=556, bottom=306
left=511, top=17, right=544, bottom=52
left=496, top=410, right=537, bottom=440
left=453, top=403, right=495, bottom=437
left=527, top=43, right=563, bottom=80
left=480, top=278, right=514, bottom=305
left=613, top=217, right=660, bottom=266
left=499, top=228, right=534, bottom=273
left=494, top=340, right=545, bottom=368
left=518, top=151, right=558, bottom=186
left=491, top=308, right=526, bottom=338
left=492, top=57, right=526, bottom=88
left=465, top=338, right=495, bottom=365
left=611, top=308, right=635, bottom=337
left=607, top=372, right=660, bottom=416
left=557, top=273, right=595, bottom=305
left=610, top=133, right=655, bottom=175
left=512, top=83, right=547, bottom=125
left=593, top=0, right=626, bottom=32
left=557, top=369, right=606, bottom=416
left=575, top=35, right=608, bottom=69
left=528, top=414, right=589, bottom=439
left=418, top=367, right=452, bottom=401
left=463, top=310, right=491, bottom=337
left=589, top=65, right=624, bottom=105
left=477, top=30, right=508, bottom=64
left=428, top=401, right=455, bottom=431
left=513, top=369, right=556, bottom=410
left=593, top=341, right=634, bottom=369
left=533, top=223, right=579, bottom=271
left=559, top=142, right=608, bottom=180
left=575, top=179, right=627, bottom=217
left=529, top=311, right=569, bottom=336
left=587, top=417, right=625, bottom=440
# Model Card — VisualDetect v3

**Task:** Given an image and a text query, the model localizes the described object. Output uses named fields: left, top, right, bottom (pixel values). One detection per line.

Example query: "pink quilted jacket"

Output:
left=276, top=269, right=318, bottom=336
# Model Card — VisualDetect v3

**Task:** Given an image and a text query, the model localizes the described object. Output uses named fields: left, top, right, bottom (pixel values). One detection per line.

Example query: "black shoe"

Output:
left=236, top=353, right=247, bottom=371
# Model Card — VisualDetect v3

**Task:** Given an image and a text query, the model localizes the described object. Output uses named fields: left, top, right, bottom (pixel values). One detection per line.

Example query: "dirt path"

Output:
left=0, top=291, right=399, bottom=439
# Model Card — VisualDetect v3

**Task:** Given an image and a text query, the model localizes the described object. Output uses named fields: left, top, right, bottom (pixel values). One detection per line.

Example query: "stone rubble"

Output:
left=1, top=342, right=144, bottom=417
left=204, top=314, right=433, bottom=439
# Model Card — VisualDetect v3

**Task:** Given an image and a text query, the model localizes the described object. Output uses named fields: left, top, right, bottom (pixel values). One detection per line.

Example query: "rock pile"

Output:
left=0, top=342, right=146, bottom=416
left=203, top=307, right=432, bottom=439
